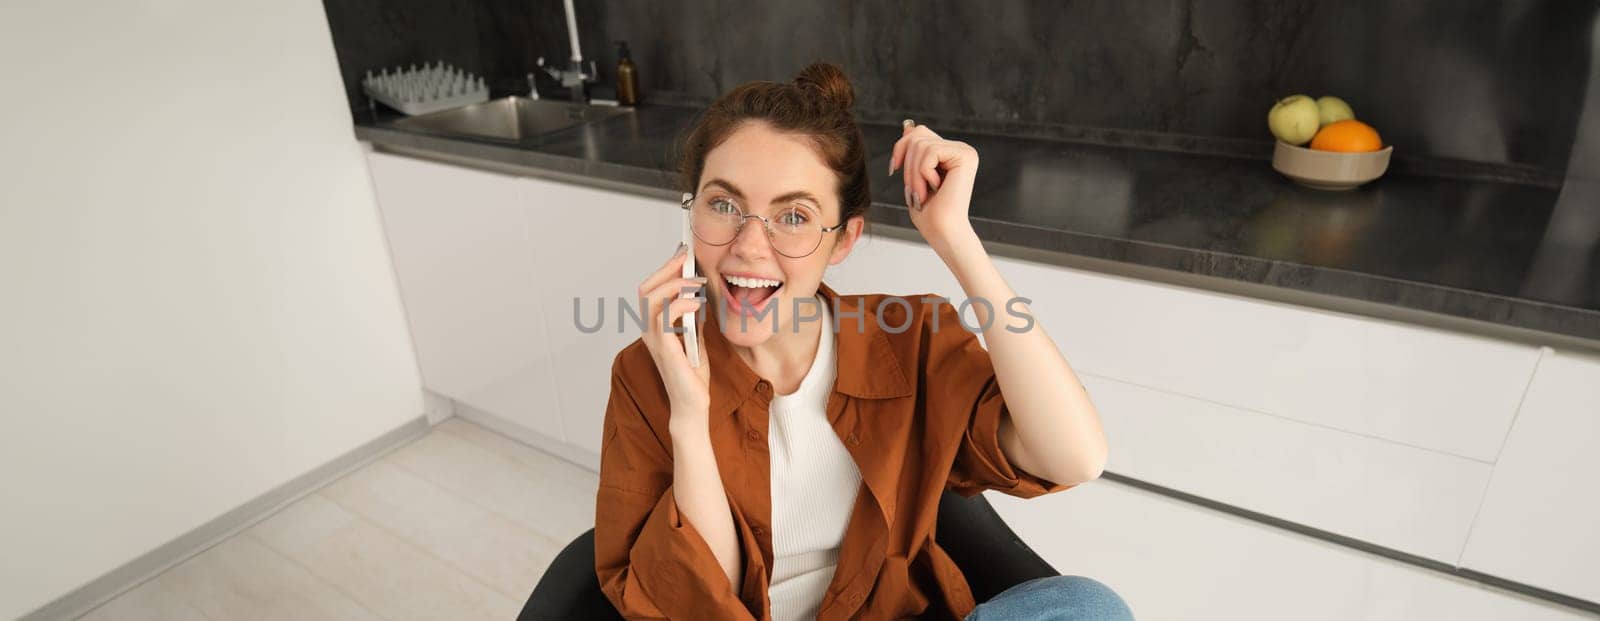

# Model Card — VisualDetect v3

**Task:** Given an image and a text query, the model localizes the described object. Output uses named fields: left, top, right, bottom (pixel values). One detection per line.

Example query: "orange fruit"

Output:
left=1309, top=119, right=1383, bottom=152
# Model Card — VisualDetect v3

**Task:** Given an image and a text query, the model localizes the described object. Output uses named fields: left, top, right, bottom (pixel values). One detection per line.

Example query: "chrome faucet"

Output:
left=529, top=56, right=597, bottom=102
left=527, top=0, right=599, bottom=102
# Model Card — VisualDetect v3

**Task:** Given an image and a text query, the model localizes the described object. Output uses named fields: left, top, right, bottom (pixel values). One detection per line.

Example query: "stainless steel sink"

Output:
left=392, top=96, right=631, bottom=141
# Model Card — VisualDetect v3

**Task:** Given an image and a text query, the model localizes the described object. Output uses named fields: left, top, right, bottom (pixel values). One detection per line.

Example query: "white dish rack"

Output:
left=362, top=61, right=489, bottom=116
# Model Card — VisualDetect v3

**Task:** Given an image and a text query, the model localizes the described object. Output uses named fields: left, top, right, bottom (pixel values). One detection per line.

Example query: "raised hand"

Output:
left=889, top=119, right=981, bottom=253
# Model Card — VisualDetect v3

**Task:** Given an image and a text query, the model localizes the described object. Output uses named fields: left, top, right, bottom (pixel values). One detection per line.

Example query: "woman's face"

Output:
left=694, top=120, right=862, bottom=348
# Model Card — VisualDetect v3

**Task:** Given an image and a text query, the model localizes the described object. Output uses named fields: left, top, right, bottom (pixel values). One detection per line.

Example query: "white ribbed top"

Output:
left=766, top=298, right=860, bottom=621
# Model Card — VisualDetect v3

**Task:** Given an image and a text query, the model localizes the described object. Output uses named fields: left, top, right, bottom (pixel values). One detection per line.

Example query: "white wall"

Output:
left=0, top=2, right=423, bottom=617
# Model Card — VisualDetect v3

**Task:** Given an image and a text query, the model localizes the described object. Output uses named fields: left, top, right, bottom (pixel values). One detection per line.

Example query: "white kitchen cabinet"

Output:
left=987, top=481, right=1588, bottom=621
left=520, top=176, right=680, bottom=455
left=1079, top=372, right=1491, bottom=564
left=1460, top=348, right=1600, bottom=603
left=825, top=235, right=1517, bottom=563
left=365, top=152, right=565, bottom=443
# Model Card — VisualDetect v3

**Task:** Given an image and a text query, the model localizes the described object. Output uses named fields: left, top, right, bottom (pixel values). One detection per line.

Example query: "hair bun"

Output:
left=793, top=61, right=855, bottom=111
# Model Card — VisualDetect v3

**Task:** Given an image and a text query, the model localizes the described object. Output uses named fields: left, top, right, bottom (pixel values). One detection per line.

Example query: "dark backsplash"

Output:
left=322, top=0, right=1598, bottom=177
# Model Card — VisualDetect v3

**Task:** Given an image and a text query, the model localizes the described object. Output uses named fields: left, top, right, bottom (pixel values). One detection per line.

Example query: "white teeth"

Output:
left=726, top=275, right=782, bottom=289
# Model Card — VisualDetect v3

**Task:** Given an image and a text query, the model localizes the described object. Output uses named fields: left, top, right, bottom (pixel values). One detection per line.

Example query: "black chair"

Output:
left=517, top=489, right=1059, bottom=620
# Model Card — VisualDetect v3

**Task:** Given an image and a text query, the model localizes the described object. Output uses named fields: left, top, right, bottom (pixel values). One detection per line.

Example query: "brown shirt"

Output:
left=594, top=280, right=1075, bottom=620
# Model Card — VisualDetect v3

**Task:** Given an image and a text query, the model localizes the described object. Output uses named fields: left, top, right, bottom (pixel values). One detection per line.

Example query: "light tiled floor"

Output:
left=79, top=418, right=599, bottom=621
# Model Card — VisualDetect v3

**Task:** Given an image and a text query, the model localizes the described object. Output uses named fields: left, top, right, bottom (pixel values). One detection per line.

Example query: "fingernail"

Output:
left=903, top=185, right=912, bottom=208
left=691, top=276, right=708, bottom=282
left=675, top=242, right=686, bottom=254
left=912, top=190, right=922, bottom=211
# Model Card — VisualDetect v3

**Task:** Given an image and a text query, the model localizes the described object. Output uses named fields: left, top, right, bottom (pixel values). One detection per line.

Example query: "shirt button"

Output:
left=755, top=380, right=769, bottom=393
left=752, top=525, right=764, bottom=536
left=847, top=432, right=860, bottom=446
left=747, top=429, right=761, bottom=441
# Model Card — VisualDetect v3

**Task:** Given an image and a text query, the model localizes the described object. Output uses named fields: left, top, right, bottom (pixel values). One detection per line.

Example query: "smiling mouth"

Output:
left=723, top=274, right=784, bottom=312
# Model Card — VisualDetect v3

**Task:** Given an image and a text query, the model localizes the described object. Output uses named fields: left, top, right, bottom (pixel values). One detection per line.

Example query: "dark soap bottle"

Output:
left=615, top=40, right=639, bottom=106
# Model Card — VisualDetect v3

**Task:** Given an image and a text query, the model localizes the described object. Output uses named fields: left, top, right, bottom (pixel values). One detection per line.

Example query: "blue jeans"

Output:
left=965, top=575, right=1135, bottom=620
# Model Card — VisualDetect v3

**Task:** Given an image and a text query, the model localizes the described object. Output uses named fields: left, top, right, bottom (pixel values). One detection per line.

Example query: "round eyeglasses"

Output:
left=680, top=192, right=847, bottom=259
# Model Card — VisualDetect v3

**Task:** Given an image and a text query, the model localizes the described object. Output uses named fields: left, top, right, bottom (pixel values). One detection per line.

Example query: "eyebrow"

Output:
left=700, top=178, right=822, bottom=208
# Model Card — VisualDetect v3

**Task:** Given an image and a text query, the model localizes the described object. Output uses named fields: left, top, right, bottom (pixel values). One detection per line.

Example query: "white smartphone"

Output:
left=680, top=197, right=700, bottom=368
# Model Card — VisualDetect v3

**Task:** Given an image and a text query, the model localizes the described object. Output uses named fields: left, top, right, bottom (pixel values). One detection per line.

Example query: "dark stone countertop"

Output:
left=354, top=100, right=1600, bottom=346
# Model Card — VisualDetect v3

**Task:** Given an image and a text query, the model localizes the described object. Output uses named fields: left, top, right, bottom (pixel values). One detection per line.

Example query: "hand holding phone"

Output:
left=637, top=217, right=709, bottom=418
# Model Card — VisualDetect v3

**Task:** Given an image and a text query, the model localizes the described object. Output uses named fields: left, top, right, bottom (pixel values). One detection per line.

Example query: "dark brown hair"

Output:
left=675, top=61, right=871, bottom=239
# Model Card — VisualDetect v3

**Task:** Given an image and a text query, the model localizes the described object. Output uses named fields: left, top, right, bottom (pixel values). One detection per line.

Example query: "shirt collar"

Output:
left=702, top=280, right=914, bottom=420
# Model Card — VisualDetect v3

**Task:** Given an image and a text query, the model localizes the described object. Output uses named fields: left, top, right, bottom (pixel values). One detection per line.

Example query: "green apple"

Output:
left=1268, top=95, right=1321, bottom=145
left=1316, top=95, right=1355, bottom=125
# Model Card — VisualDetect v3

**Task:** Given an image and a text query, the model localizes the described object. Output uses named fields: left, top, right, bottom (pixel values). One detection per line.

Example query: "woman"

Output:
left=594, top=61, right=1133, bottom=620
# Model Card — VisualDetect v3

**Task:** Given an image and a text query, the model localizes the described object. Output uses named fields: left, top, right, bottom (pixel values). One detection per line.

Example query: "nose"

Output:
left=729, top=214, right=773, bottom=261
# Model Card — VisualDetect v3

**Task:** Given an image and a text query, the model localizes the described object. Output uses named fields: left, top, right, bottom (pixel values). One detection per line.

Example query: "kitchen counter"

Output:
left=353, top=99, right=1600, bottom=346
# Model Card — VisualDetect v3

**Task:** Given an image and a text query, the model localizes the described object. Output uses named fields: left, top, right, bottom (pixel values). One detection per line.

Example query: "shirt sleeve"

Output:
left=593, top=353, right=760, bottom=620
left=923, top=301, right=1078, bottom=499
